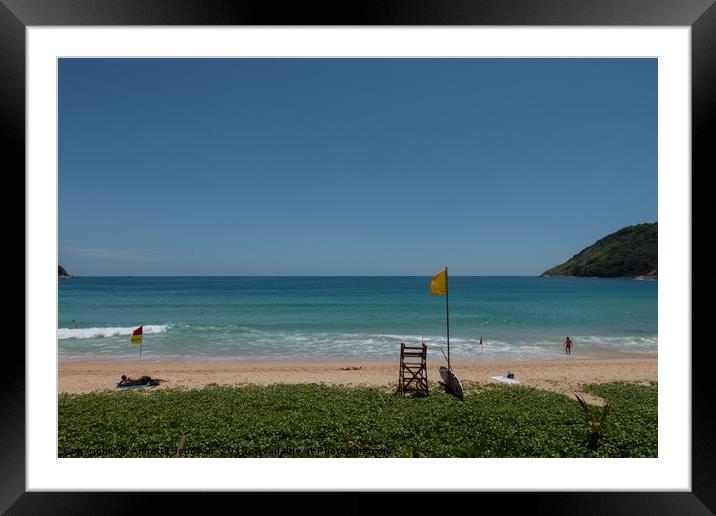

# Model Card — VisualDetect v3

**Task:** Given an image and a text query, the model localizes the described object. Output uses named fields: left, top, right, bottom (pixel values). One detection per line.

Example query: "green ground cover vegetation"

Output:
left=59, top=381, right=657, bottom=458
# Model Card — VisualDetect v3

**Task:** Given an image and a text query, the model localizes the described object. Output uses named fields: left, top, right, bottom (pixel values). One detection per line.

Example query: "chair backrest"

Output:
left=400, top=342, right=427, bottom=361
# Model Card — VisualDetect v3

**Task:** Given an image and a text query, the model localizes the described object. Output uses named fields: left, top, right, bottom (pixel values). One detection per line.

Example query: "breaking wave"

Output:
left=58, top=325, right=170, bottom=340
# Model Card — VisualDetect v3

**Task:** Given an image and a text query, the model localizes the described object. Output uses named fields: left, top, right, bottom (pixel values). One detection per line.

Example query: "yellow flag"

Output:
left=430, top=270, right=447, bottom=295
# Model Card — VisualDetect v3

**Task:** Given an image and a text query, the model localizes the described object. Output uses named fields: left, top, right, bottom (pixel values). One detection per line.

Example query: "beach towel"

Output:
left=116, top=380, right=160, bottom=389
left=491, top=375, right=520, bottom=385
left=116, top=383, right=153, bottom=389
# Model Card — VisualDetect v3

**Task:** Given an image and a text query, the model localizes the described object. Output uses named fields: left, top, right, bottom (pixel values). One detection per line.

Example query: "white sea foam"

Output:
left=57, top=324, right=657, bottom=361
left=58, top=324, right=170, bottom=340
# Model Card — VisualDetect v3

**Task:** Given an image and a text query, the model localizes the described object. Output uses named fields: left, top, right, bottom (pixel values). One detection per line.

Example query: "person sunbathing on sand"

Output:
left=118, top=375, right=166, bottom=386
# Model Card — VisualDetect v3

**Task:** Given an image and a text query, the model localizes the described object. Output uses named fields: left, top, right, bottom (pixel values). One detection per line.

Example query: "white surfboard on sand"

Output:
left=491, top=375, right=520, bottom=385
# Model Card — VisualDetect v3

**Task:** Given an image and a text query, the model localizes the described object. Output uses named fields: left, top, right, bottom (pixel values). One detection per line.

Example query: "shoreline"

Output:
left=59, top=357, right=657, bottom=403
left=58, top=351, right=657, bottom=363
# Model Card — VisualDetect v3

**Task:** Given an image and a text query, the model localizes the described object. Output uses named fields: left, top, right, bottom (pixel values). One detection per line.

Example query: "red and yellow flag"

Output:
left=131, top=326, right=143, bottom=345
left=430, top=269, right=447, bottom=295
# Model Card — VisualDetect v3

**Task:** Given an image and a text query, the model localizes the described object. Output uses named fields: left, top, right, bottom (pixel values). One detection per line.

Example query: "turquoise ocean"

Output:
left=58, top=276, right=657, bottom=362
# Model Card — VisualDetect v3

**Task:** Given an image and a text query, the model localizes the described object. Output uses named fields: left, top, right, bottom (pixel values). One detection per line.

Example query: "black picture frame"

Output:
left=5, top=0, right=710, bottom=513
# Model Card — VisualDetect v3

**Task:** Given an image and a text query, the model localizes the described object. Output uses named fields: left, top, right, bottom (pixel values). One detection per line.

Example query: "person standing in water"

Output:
left=564, top=336, right=573, bottom=355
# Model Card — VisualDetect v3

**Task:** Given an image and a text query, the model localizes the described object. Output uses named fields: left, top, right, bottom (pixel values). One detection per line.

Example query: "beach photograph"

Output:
left=58, top=58, right=657, bottom=459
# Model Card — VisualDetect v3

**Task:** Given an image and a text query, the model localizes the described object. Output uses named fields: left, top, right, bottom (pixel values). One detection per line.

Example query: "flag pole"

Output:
left=445, top=266, right=450, bottom=373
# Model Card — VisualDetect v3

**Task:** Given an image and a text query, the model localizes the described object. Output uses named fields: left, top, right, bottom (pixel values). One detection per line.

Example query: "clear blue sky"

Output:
left=59, top=58, right=657, bottom=276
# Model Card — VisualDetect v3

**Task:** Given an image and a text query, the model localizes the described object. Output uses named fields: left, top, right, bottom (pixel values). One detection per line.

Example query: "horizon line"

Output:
left=62, top=273, right=547, bottom=277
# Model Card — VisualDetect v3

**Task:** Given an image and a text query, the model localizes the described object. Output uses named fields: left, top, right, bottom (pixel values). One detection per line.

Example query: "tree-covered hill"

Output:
left=541, top=223, right=657, bottom=279
left=59, top=265, right=75, bottom=278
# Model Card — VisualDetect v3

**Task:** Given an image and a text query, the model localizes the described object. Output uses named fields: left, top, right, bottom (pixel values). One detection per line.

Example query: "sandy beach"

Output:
left=59, top=357, right=656, bottom=404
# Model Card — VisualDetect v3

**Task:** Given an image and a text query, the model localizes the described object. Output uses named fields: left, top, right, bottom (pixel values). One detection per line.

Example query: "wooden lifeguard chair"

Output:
left=398, top=342, right=428, bottom=396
